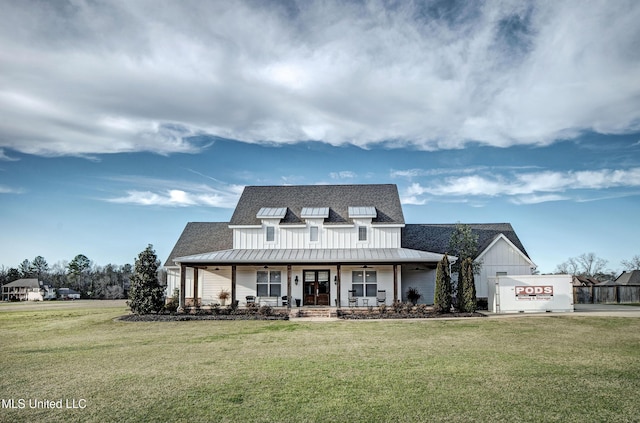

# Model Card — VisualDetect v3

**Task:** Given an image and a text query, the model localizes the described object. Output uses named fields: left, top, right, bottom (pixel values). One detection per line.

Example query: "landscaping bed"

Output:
left=118, top=304, right=290, bottom=322
left=337, top=303, right=486, bottom=319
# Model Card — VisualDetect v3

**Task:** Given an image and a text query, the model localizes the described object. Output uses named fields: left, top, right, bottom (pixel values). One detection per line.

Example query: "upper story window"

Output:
left=358, top=226, right=367, bottom=241
left=266, top=226, right=275, bottom=242
left=310, top=226, right=319, bottom=242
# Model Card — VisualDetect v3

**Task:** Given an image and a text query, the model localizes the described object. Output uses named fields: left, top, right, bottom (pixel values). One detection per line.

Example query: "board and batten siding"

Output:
left=475, top=236, right=534, bottom=298
left=400, top=267, right=436, bottom=305
left=233, top=224, right=401, bottom=249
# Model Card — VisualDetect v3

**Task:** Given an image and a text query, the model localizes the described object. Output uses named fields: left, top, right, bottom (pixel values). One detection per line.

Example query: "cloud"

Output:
left=329, top=171, right=357, bottom=179
left=0, top=149, right=19, bottom=161
left=1, top=1, right=639, bottom=156
left=104, top=176, right=243, bottom=208
left=405, top=167, right=640, bottom=203
left=0, top=185, right=24, bottom=194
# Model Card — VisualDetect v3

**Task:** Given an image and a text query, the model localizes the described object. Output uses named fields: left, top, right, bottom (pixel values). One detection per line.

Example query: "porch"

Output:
left=170, top=247, right=452, bottom=312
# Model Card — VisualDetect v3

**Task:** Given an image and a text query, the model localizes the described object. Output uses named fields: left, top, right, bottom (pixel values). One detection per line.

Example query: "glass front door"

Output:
left=303, top=270, right=330, bottom=305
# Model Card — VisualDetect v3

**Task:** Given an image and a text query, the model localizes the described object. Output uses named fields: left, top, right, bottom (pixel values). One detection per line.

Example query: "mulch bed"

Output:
left=337, top=310, right=486, bottom=319
left=118, top=311, right=290, bottom=322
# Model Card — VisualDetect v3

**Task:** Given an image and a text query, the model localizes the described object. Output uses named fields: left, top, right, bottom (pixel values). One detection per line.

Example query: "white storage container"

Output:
left=488, top=274, right=574, bottom=313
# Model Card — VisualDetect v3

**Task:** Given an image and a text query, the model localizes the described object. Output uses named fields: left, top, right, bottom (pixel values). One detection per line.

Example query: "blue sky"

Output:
left=1, top=0, right=639, bottom=274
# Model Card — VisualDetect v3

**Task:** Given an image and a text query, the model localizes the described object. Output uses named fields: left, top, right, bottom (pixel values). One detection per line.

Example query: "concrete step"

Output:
left=290, top=308, right=337, bottom=319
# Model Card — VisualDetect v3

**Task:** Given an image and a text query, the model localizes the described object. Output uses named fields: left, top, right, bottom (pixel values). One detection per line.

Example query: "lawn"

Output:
left=1, top=301, right=639, bottom=422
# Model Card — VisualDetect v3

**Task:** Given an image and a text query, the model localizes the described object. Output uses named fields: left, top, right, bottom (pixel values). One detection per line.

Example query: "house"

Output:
left=572, top=275, right=601, bottom=286
left=165, top=184, right=534, bottom=308
left=58, top=288, right=81, bottom=300
left=609, top=270, right=640, bottom=285
left=1, top=279, right=56, bottom=301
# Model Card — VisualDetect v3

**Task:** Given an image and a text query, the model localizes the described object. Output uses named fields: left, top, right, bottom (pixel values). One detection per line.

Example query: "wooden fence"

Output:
left=573, top=285, right=640, bottom=304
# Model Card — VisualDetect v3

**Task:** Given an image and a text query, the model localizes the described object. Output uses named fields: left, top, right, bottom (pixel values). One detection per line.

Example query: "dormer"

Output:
left=256, top=207, right=286, bottom=243
left=349, top=207, right=376, bottom=242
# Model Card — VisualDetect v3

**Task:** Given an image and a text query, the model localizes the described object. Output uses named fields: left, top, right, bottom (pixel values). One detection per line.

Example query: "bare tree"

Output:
left=555, top=253, right=610, bottom=281
left=621, top=255, right=640, bottom=271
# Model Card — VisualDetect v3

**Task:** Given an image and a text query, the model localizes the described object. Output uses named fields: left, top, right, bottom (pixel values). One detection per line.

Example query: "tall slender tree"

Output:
left=128, top=244, right=165, bottom=315
left=459, top=258, right=477, bottom=313
left=434, top=254, right=451, bottom=313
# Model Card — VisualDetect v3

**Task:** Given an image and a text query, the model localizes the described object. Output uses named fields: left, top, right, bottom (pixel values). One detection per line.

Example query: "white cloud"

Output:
left=1, top=1, right=639, bottom=156
left=405, top=167, right=640, bottom=203
left=0, top=149, right=19, bottom=161
left=104, top=175, right=243, bottom=208
left=0, top=185, right=24, bottom=194
left=329, top=171, right=357, bottom=179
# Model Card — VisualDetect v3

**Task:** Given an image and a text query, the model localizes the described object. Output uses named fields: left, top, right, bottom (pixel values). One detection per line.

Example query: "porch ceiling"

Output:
left=174, top=248, right=454, bottom=265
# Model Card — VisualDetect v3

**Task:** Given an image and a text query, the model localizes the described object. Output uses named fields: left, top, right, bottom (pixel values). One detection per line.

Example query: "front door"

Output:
left=303, top=270, right=330, bottom=305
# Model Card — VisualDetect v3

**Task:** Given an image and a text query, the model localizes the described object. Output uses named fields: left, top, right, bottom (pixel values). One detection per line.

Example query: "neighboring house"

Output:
left=1, top=279, right=56, bottom=301
left=612, top=270, right=640, bottom=285
left=572, top=275, right=601, bottom=286
left=165, top=184, right=534, bottom=308
left=58, top=288, right=81, bottom=300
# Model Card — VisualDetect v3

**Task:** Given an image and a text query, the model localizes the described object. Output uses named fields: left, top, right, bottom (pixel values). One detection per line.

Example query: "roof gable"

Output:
left=164, top=222, right=233, bottom=266
left=401, top=223, right=531, bottom=260
left=229, top=184, right=404, bottom=226
left=3, top=278, right=40, bottom=288
left=614, top=270, right=640, bottom=285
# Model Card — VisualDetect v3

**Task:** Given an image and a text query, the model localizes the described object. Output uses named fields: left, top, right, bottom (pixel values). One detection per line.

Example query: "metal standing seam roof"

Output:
left=174, top=248, right=453, bottom=264
left=348, top=206, right=377, bottom=218
left=300, top=207, right=330, bottom=218
left=256, top=207, right=287, bottom=219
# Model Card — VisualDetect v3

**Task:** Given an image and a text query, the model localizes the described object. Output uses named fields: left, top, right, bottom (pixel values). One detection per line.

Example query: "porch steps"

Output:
left=290, top=308, right=338, bottom=319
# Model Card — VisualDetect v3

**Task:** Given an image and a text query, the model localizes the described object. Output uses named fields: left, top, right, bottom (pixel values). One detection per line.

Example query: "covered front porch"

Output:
left=168, top=248, right=454, bottom=310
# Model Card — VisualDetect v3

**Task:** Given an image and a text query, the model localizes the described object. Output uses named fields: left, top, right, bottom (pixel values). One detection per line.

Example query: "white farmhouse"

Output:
left=165, top=184, right=534, bottom=308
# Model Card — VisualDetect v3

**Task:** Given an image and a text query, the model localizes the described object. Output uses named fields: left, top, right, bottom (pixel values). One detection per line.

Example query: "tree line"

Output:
left=0, top=253, right=165, bottom=300
left=554, top=253, right=640, bottom=282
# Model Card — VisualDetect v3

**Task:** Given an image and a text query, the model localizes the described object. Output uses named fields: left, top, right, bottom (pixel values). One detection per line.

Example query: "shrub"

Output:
left=406, top=287, right=422, bottom=305
left=378, top=304, right=388, bottom=315
left=164, top=289, right=180, bottom=314
left=434, top=254, right=452, bottom=313
left=258, top=305, right=272, bottom=316
left=392, top=300, right=404, bottom=313
left=459, top=257, right=477, bottom=313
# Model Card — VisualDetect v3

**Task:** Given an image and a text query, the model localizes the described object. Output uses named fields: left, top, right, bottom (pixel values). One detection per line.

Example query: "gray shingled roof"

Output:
left=2, top=278, right=40, bottom=288
left=229, top=184, right=404, bottom=226
left=614, top=270, right=640, bottom=285
left=402, top=223, right=530, bottom=259
left=164, top=222, right=233, bottom=266
left=166, top=221, right=530, bottom=266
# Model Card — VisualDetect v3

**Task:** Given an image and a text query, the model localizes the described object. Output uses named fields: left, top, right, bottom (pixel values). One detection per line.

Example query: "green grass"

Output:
left=1, top=302, right=639, bottom=422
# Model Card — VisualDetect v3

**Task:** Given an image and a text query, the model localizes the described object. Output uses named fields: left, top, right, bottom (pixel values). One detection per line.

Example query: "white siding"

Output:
left=475, top=237, right=533, bottom=298
left=201, top=268, right=232, bottom=304
left=400, top=267, right=436, bottom=304
left=233, top=224, right=401, bottom=249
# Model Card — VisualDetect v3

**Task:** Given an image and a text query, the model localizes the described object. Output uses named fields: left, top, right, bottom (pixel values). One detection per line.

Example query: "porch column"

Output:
left=179, top=264, right=186, bottom=310
left=193, top=267, right=199, bottom=307
left=231, top=265, right=237, bottom=306
left=336, top=264, right=341, bottom=308
left=393, top=264, right=398, bottom=303
left=287, top=265, right=292, bottom=309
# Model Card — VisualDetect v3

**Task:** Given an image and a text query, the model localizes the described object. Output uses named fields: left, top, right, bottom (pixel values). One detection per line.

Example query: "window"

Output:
left=352, top=270, right=377, bottom=296
left=257, top=271, right=281, bottom=297
left=310, top=226, right=318, bottom=242
left=266, top=226, right=275, bottom=242
left=358, top=226, right=367, bottom=241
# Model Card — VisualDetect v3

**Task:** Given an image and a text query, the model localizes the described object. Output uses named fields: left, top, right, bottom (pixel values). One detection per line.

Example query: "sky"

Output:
left=1, top=0, right=639, bottom=275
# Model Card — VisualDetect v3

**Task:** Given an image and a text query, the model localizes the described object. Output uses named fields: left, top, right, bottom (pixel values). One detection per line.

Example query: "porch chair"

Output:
left=245, top=295, right=256, bottom=305
left=348, top=290, right=358, bottom=307
left=281, top=295, right=289, bottom=307
left=376, top=290, right=386, bottom=306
